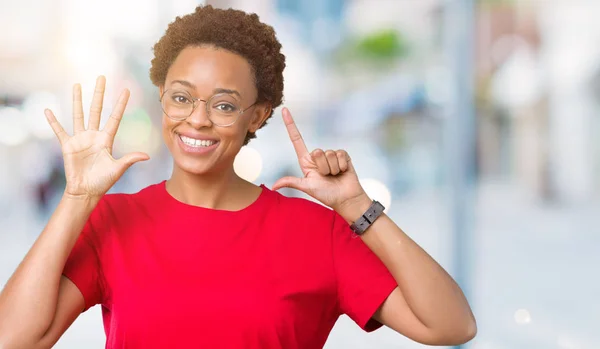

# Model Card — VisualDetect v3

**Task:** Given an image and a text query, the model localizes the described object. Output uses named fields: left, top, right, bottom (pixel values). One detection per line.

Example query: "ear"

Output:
left=248, top=103, right=272, bottom=133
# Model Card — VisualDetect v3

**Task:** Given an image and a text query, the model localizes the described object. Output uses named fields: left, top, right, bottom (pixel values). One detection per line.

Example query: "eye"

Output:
left=172, top=95, right=192, bottom=104
left=214, top=103, right=238, bottom=113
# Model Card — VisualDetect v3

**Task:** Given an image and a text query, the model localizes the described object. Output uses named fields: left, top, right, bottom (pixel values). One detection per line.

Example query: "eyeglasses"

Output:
left=160, top=89, right=258, bottom=127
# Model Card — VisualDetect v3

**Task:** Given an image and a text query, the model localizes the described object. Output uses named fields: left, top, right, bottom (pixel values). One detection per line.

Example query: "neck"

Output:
left=166, top=164, right=255, bottom=210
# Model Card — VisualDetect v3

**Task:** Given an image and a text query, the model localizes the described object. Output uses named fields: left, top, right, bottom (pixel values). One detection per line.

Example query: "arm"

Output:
left=272, top=107, right=476, bottom=346
left=0, top=196, right=95, bottom=348
left=337, top=196, right=477, bottom=345
left=0, top=76, right=148, bottom=348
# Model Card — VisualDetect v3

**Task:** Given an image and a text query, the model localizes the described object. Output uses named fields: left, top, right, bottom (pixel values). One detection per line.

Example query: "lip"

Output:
left=176, top=133, right=219, bottom=155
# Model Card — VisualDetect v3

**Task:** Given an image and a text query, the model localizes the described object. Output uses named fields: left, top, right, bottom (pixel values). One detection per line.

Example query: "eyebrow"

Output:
left=213, top=88, right=241, bottom=98
left=171, top=80, right=242, bottom=98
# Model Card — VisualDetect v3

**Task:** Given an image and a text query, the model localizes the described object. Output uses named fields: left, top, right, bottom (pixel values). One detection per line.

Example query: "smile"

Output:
left=178, top=135, right=218, bottom=148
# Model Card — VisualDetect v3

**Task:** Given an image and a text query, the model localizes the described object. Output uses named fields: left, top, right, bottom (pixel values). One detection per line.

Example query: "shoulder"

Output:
left=92, top=181, right=165, bottom=220
left=81, top=182, right=165, bottom=243
left=263, top=187, right=337, bottom=225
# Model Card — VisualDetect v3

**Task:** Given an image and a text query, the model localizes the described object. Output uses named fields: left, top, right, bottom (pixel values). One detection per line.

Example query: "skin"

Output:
left=0, top=78, right=148, bottom=349
left=159, top=45, right=272, bottom=210
left=273, top=112, right=477, bottom=344
left=0, top=45, right=476, bottom=348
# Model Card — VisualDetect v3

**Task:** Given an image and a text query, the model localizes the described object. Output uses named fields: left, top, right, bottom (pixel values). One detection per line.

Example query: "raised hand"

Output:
left=45, top=76, right=149, bottom=201
left=272, top=108, right=369, bottom=212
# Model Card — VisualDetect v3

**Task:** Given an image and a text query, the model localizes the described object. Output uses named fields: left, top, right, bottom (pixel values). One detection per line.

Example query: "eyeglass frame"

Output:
left=159, top=89, right=259, bottom=127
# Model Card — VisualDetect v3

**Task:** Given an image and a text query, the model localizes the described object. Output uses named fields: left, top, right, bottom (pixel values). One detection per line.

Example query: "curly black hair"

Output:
left=150, top=5, right=286, bottom=145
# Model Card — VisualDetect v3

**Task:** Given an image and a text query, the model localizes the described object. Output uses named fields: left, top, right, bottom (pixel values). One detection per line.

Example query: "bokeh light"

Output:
left=23, top=91, right=62, bottom=139
left=115, top=107, right=161, bottom=157
left=359, top=178, right=392, bottom=212
left=234, top=146, right=263, bottom=182
left=0, top=107, right=29, bottom=146
left=514, top=308, right=532, bottom=325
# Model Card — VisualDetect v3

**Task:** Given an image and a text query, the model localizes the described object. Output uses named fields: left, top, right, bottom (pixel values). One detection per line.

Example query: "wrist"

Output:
left=335, top=192, right=373, bottom=224
left=61, top=192, right=100, bottom=209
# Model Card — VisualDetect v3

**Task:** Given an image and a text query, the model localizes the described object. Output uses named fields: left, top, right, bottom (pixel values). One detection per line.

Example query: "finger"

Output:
left=346, top=155, right=356, bottom=173
left=72, top=84, right=85, bottom=133
left=272, top=176, right=308, bottom=192
left=336, top=150, right=349, bottom=172
left=45, top=109, right=69, bottom=145
left=325, top=150, right=340, bottom=175
left=88, top=75, right=106, bottom=130
left=115, top=152, right=150, bottom=175
left=282, top=108, right=309, bottom=161
left=103, top=89, right=131, bottom=139
left=312, top=149, right=331, bottom=176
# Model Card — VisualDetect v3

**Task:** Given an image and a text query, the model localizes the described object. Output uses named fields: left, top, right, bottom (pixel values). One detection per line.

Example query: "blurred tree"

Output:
left=355, top=29, right=407, bottom=60
left=334, top=29, right=409, bottom=68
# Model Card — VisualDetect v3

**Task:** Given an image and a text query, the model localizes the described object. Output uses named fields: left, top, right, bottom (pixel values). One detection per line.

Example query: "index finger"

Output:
left=282, top=108, right=309, bottom=159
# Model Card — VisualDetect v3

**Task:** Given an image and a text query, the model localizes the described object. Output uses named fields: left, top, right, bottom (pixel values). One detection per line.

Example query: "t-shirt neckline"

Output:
left=158, top=180, right=269, bottom=215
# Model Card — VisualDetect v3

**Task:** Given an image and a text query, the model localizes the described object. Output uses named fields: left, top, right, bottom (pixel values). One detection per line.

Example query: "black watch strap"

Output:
left=349, top=200, right=385, bottom=235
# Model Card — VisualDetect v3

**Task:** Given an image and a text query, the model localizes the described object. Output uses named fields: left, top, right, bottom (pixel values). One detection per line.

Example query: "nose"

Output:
left=186, top=102, right=212, bottom=129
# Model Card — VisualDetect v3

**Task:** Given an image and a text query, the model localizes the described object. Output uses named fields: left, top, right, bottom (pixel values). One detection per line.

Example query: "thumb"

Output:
left=272, top=176, right=308, bottom=192
left=115, top=152, right=150, bottom=173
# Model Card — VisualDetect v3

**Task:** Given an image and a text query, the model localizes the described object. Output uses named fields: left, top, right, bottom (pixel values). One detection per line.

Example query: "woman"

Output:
left=0, top=5, right=476, bottom=349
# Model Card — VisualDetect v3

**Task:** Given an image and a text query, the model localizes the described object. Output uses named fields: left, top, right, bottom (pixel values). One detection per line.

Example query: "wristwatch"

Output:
left=349, top=200, right=385, bottom=235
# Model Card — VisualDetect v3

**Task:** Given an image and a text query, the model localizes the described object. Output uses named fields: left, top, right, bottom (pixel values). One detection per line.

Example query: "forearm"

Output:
left=337, top=196, right=475, bottom=333
left=0, top=194, right=97, bottom=342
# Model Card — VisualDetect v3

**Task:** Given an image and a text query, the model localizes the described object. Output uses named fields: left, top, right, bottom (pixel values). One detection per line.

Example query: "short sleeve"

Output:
left=331, top=211, right=397, bottom=332
left=62, top=198, right=108, bottom=312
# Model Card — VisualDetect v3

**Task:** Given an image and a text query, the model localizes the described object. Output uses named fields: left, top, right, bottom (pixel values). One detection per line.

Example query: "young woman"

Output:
left=0, top=6, right=476, bottom=349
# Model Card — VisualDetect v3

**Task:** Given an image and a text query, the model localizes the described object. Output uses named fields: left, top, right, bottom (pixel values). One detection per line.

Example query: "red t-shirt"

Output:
left=63, top=181, right=397, bottom=348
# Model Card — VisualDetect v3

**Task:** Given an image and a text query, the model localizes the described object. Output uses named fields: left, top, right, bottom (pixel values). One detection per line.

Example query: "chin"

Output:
left=172, top=149, right=237, bottom=177
left=173, top=156, right=218, bottom=176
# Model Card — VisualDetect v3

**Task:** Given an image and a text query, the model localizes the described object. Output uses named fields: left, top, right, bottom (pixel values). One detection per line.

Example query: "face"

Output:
left=160, top=45, right=270, bottom=176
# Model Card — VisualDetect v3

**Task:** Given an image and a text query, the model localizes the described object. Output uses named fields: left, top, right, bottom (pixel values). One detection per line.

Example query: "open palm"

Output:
left=45, top=76, right=149, bottom=200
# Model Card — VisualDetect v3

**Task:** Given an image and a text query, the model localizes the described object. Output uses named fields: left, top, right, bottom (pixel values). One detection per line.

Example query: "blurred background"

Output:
left=1, top=0, right=599, bottom=348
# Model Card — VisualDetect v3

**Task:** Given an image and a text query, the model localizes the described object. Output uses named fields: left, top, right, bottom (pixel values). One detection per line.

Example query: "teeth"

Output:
left=180, top=135, right=216, bottom=148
